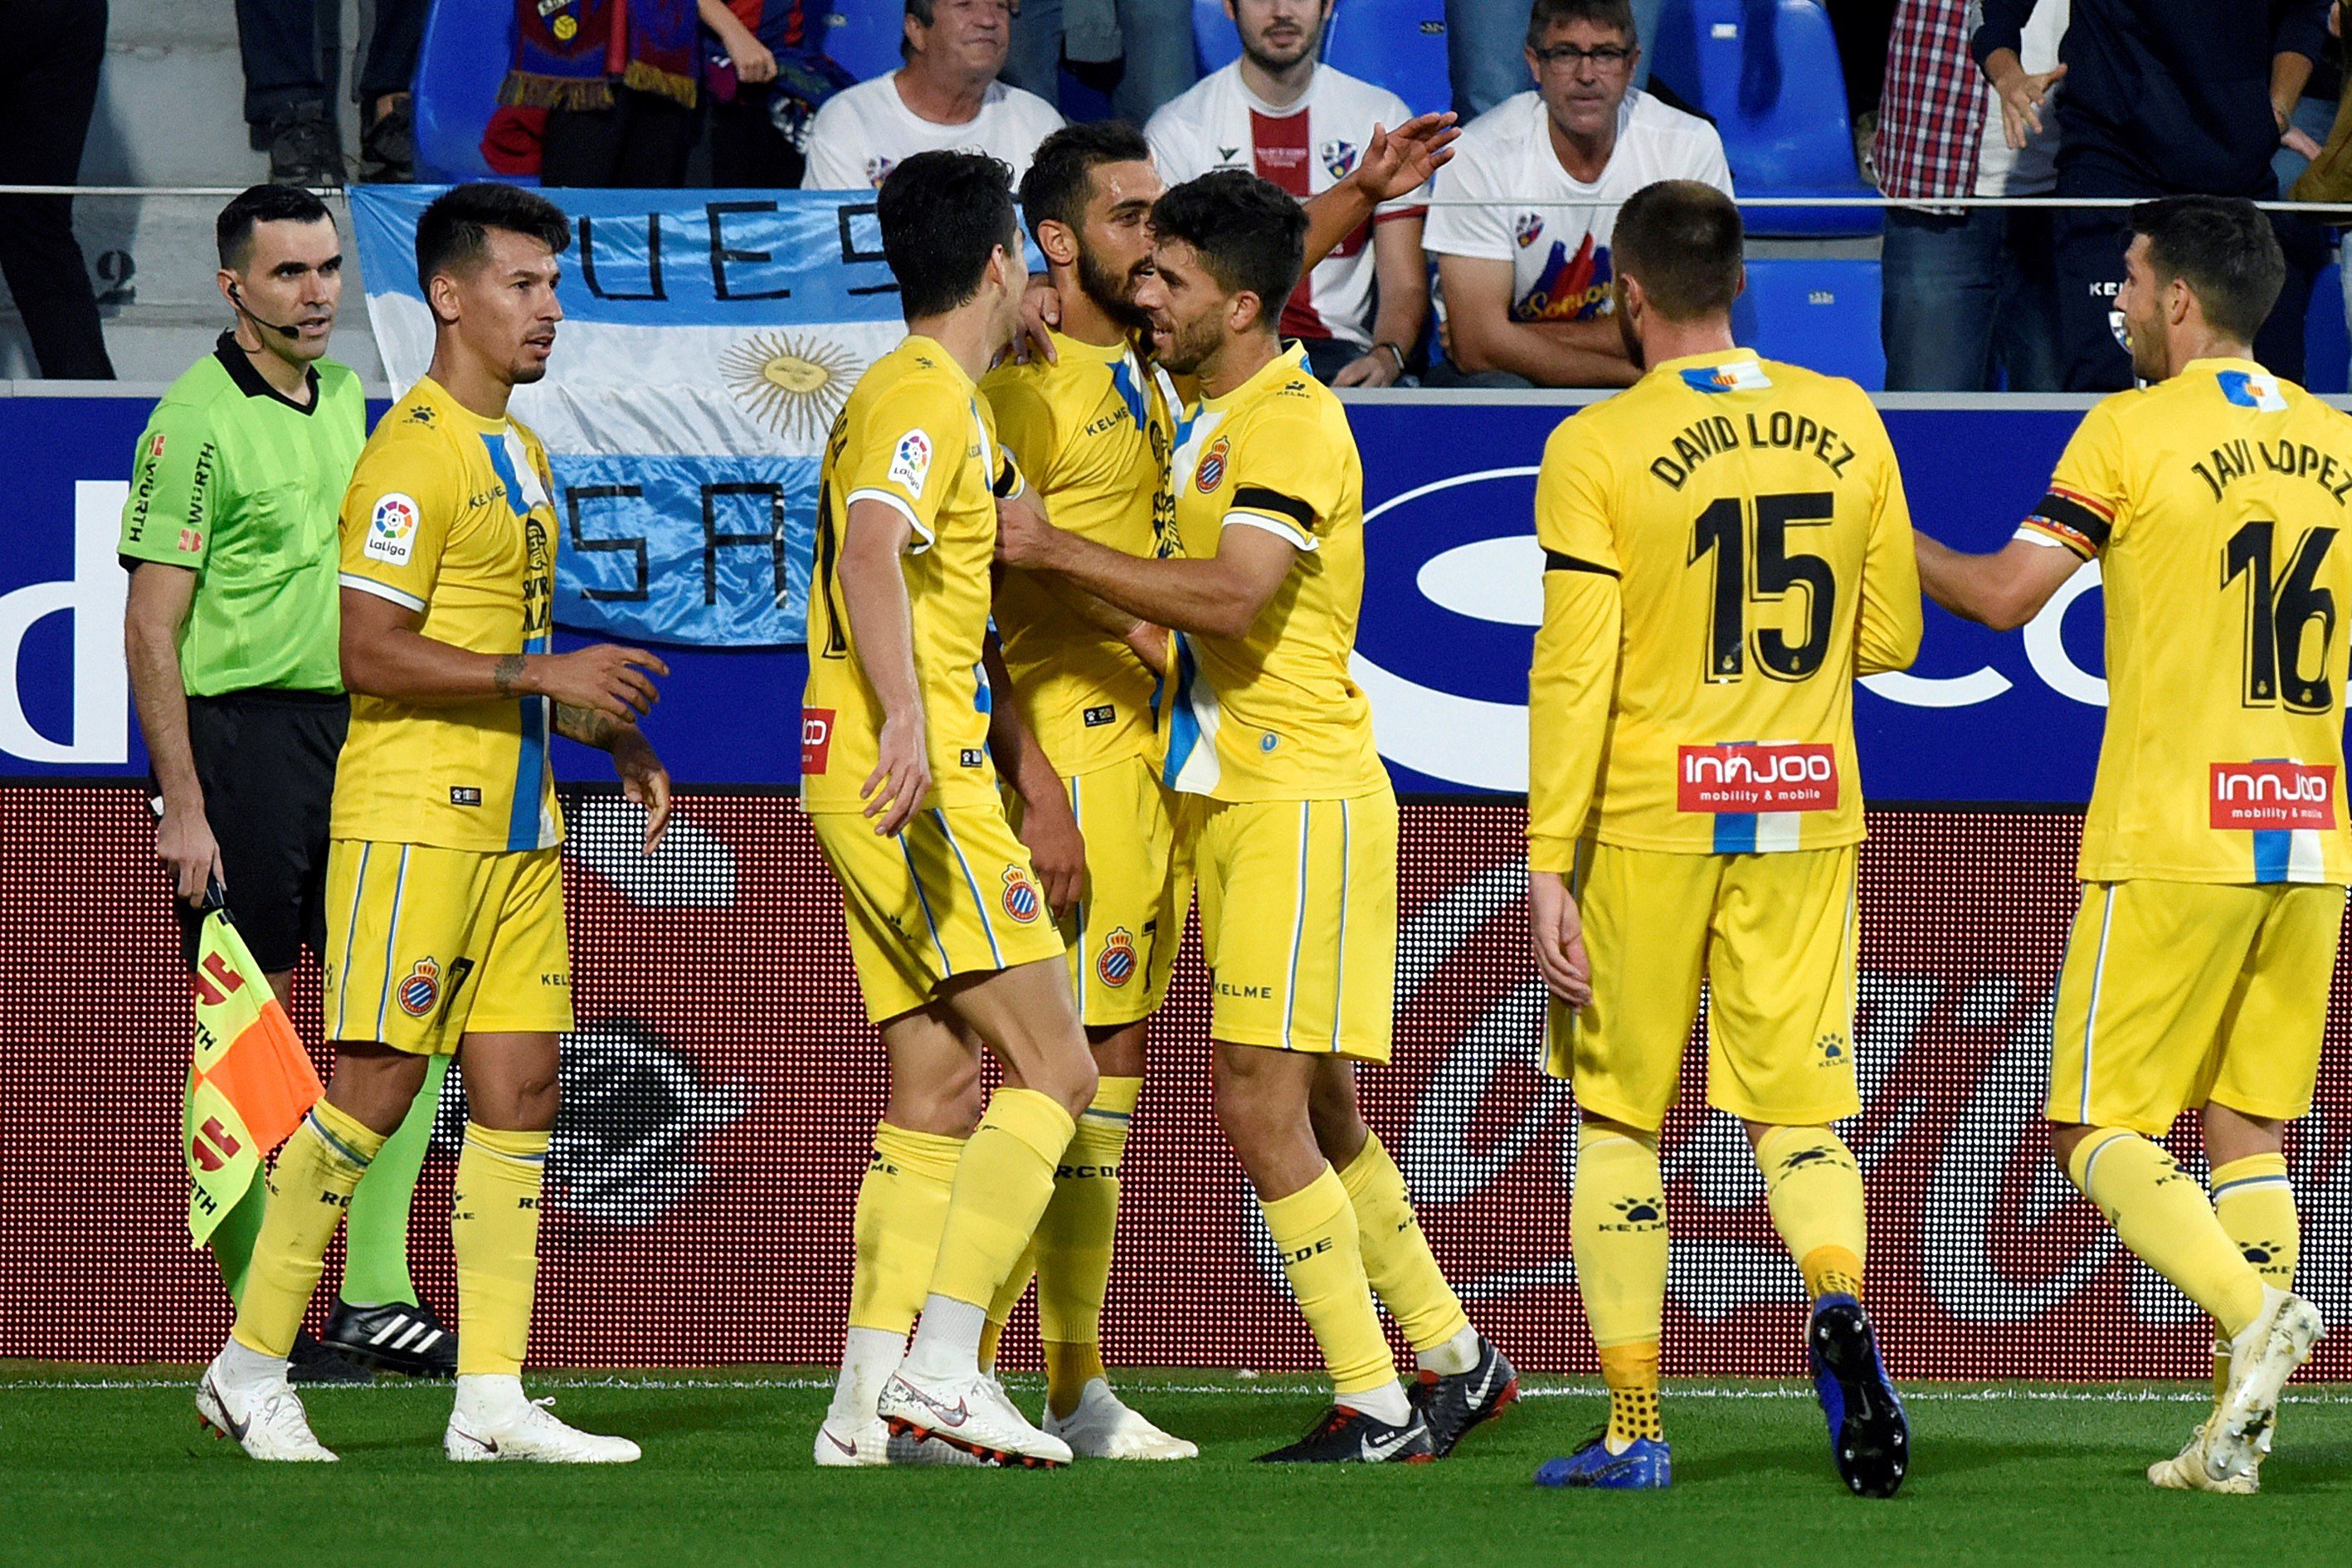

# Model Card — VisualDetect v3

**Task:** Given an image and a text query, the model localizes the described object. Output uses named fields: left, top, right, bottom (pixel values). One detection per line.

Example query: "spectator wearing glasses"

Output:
left=801, top=0, right=1064, bottom=188
left=1424, top=0, right=1731, bottom=387
left=1975, top=0, right=2333, bottom=390
left=1448, top=0, right=1661, bottom=119
left=1147, top=0, right=1431, bottom=386
left=1874, top=0, right=2064, bottom=391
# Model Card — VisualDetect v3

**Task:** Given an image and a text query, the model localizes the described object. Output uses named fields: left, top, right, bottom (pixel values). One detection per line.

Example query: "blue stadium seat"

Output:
left=821, top=0, right=909, bottom=83
left=1647, top=0, right=1877, bottom=239
left=1735, top=258, right=1883, bottom=388
left=2306, top=262, right=2349, bottom=396
left=1194, top=0, right=1243, bottom=76
left=1323, top=0, right=1450, bottom=116
left=411, top=0, right=530, bottom=184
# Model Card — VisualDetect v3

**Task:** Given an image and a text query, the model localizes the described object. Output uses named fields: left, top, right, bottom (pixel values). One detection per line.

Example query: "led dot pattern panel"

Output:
left=1, top=786, right=2345, bottom=1379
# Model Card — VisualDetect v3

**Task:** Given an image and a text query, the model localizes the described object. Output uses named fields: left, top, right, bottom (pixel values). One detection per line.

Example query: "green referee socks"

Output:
left=338, top=1054, right=450, bottom=1307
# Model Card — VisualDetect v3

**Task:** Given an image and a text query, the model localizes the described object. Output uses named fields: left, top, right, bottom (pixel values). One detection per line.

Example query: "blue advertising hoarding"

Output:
left=1, top=388, right=2102, bottom=800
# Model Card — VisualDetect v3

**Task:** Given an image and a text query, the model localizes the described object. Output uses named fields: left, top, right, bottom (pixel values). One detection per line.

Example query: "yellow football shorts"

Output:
left=2048, top=879, right=2347, bottom=1134
left=1007, top=753, right=1186, bottom=1029
left=810, top=801, right=1068, bottom=1025
left=1188, top=786, right=1396, bottom=1063
left=322, top=840, right=574, bottom=1054
left=1548, top=840, right=1859, bottom=1131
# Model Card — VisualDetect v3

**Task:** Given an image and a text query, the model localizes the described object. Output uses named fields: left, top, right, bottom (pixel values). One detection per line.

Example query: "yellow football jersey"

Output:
left=2021, top=358, right=2352, bottom=885
left=802, top=334, right=1024, bottom=815
left=1527, top=349, right=1921, bottom=866
left=1161, top=342, right=1385, bottom=802
left=981, top=329, right=1176, bottom=775
left=334, top=375, right=562, bottom=853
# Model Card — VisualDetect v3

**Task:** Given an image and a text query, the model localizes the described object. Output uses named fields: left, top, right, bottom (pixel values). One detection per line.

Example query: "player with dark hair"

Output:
left=122, top=183, right=455, bottom=1385
left=1916, top=193, right=2335, bottom=1494
left=1523, top=179, right=1921, bottom=1494
left=998, top=168, right=1511, bottom=1464
left=195, top=182, right=673, bottom=1464
left=803, top=149, right=1098, bottom=1469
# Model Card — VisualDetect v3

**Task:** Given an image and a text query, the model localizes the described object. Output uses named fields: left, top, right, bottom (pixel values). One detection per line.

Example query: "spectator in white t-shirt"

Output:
left=1147, top=0, right=1430, bottom=385
left=801, top=0, right=1065, bottom=189
left=1424, top=0, right=1731, bottom=387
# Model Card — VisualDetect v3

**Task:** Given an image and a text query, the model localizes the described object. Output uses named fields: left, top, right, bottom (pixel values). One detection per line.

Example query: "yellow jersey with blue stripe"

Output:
left=803, top=335, right=1025, bottom=814
left=981, top=329, right=1177, bottom=775
left=1161, top=342, right=1384, bottom=801
left=1527, top=350, right=1921, bottom=865
left=2021, top=358, right=2352, bottom=885
left=333, top=375, right=561, bottom=853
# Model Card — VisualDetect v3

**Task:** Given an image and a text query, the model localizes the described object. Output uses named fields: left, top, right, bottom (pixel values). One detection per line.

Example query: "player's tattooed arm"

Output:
left=343, top=590, right=667, bottom=718
left=553, top=701, right=622, bottom=748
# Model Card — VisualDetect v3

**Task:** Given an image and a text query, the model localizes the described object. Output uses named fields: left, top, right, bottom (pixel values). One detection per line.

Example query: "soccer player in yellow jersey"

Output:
left=964, top=122, right=1195, bottom=1461
left=1916, top=197, right=2335, bottom=1494
left=1000, top=170, right=1511, bottom=1463
left=1522, top=183, right=1921, bottom=1497
left=195, top=184, right=674, bottom=1463
left=802, top=150, right=1100, bottom=1469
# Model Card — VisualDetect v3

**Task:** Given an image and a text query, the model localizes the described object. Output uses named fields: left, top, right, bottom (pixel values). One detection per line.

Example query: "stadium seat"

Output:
left=411, top=0, right=531, bottom=184
left=821, top=0, right=909, bottom=83
left=1322, top=0, right=1450, bottom=116
left=2305, top=262, right=2349, bottom=396
left=1736, top=257, right=1883, bottom=388
left=1194, top=0, right=1244, bottom=76
left=1647, top=0, right=1878, bottom=239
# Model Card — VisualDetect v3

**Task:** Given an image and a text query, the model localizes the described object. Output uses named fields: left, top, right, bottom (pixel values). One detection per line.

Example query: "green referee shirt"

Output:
left=118, top=333, right=367, bottom=697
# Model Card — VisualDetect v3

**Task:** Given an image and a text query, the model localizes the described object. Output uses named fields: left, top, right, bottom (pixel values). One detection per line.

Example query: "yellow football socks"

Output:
left=1757, top=1126, right=1868, bottom=1300
left=1035, top=1075, right=1139, bottom=1416
left=1571, top=1123, right=1669, bottom=1450
left=850, top=1122, right=965, bottom=1334
left=1338, top=1132, right=1473, bottom=1361
left=2208, top=1152, right=2299, bottom=1404
left=231, top=1100, right=386, bottom=1358
left=2067, top=1128, right=2266, bottom=1337
left=927, top=1088, right=1075, bottom=1310
left=450, top=1123, right=550, bottom=1378
left=1600, top=1341, right=1663, bottom=1450
left=1260, top=1166, right=1395, bottom=1399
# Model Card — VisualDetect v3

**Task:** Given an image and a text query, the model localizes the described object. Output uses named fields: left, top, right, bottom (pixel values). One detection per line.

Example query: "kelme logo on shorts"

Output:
left=1097, top=927, right=1137, bottom=987
left=801, top=709, right=834, bottom=774
left=397, top=958, right=441, bottom=1019
left=1001, top=866, right=1041, bottom=923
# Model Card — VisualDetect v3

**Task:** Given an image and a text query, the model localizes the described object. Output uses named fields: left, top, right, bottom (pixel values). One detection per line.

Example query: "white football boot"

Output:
left=1043, top=1380, right=1199, bottom=1460
left=876, top=1366, right=1071, bottom=1468
left=2148, top=1412, right=2261, bottom=1494
left=2205, top=1286, right=2324, bottom=1484
left=196, top=1357, right=337, bottom=1463
left=446, top=1377, right=640, bottom=1463
left=814, top=1415, right=891, bottom=1468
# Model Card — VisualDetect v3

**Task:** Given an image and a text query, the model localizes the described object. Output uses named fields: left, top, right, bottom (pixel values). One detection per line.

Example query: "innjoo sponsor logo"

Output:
left=1677, top=743, right=1838, bottom=813
left=801, top=709, right=834, bottom=775
left=2210, top=761, right=2337, bottom=830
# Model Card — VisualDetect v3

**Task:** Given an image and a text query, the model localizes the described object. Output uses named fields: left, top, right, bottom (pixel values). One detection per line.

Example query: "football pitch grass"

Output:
left=7, top=1367, right=2349, bottom=1566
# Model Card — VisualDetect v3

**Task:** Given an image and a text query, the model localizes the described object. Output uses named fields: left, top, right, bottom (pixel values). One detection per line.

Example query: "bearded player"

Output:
left=1524, top=181, right=1920, bottom=1496
left=195, top=183, right=672, bottom=1463
left=1916, top=196, right=2335, bottom=1494
left=999, top=168, right=1513, bottom=1463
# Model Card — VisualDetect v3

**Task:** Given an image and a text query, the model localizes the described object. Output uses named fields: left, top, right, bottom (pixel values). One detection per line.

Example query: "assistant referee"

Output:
left=119, top=183, right=455, bottom=1383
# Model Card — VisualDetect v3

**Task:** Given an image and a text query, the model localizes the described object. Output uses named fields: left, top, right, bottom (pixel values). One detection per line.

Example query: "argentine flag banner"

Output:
left=353, top=186, right=910, bottom=648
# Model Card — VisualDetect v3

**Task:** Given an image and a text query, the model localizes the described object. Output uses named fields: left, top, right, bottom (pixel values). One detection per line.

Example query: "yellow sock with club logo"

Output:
left=1571, top=1123, right=1668, bottom=1450
left=1338, top=1132, right=1473, bottom=1358
left=450, top=1124, right=550, bottom=1377
left=2209, top=1153, right=2299, bottom=1407
left=1756, top=1126, right=1867, bottom=1300
left=231, top=1101, right=386, bottom=1357
left=1035, top=1075, right=1139, bottom=1416
left=850, top=1123, right=965, bottom=1334
left=2068, top=1129, right=2266, bottom=1337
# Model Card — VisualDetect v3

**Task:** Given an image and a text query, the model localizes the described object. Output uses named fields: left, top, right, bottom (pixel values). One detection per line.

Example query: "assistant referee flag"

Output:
left=185, top=906, right=322, bottom=1245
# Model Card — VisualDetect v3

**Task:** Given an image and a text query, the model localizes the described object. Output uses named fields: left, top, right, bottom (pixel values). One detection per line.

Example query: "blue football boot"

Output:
left=1533, top=1429, right=1671, bottom=1489
left=1809, top=1293, right=1910, bottom=1497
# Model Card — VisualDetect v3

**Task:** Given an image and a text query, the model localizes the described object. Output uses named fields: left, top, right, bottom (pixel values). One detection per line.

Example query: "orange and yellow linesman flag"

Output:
left=185, top=907, right=323, bottom=1245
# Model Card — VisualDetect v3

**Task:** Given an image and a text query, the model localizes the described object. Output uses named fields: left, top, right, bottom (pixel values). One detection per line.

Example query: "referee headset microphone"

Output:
left=227, top=282, right=304, bottom=342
